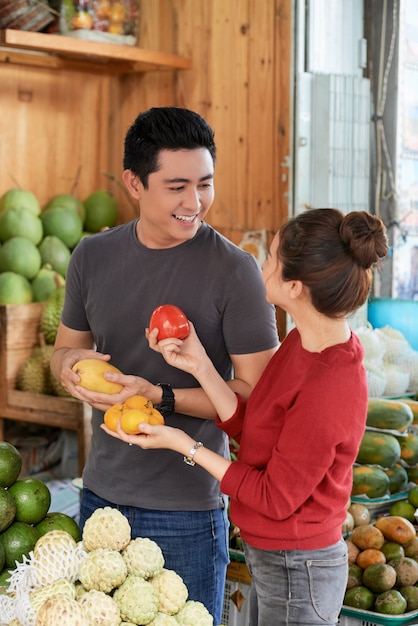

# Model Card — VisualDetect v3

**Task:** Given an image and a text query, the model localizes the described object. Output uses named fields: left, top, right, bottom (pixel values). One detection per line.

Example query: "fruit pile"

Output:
left=0, top=441, right=80, bottom=588
left=0, top=187, right=118, bottom=305
left=61, top=0, right=139, bottom=40
left=0, top=505, right=214, bottom=626
left=351, top=397, right=418, bottom=500
left=344, top=515, right=418, bottom=616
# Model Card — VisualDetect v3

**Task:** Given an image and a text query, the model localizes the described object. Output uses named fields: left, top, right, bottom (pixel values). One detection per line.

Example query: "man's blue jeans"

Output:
left=79, top=488, right=230, bottom=625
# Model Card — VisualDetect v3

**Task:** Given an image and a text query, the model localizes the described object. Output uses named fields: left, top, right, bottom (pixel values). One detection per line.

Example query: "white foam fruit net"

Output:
left=0, top=540, right=87, bottom=626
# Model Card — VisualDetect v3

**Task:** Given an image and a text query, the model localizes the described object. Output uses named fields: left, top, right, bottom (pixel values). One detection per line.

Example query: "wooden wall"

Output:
left=0, top=0, right=292, bottom=238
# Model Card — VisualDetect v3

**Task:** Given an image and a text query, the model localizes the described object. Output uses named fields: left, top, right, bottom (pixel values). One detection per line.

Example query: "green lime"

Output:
left=8, top=478, right=51, bottom=525
left=0, top=521, right=39, bottom=568
left=0, top=567, right=12, bottom=593
left=0, top=441, right=22, bottom=488
left=0, top=488, right=16, bottom=533
left=36, top=512, right=80, bottom=543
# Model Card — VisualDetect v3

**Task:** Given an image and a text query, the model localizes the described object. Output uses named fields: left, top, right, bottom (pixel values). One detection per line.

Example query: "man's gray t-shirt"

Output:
left=62, top=220, right=279, bottom=510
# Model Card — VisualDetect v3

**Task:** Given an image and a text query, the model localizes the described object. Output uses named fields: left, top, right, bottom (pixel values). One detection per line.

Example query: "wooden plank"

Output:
left=0, top=29, right=191, bottom=73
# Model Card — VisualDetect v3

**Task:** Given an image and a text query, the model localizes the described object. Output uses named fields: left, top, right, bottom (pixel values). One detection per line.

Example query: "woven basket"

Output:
left=0, top=0, right=54, bottom=31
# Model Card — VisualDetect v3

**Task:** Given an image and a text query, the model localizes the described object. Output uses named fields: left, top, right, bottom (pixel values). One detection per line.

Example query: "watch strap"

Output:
left=156, top=382, right=175, bottom=416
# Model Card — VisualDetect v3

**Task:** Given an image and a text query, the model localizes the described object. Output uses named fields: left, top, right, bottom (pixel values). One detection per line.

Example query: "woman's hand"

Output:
left=147, top=321, right=210, bottom=378
left=101, top=420, right=194, bottom=456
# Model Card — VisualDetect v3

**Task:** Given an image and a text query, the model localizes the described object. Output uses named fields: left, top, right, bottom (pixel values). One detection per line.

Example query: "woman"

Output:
left=102, top=207, right=388, bottom=626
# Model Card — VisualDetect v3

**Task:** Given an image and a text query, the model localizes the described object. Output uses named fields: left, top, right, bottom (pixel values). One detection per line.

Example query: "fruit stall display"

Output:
left=0, top=187, right=118, bottom=306
left=0, top=443, right=215, bottom=626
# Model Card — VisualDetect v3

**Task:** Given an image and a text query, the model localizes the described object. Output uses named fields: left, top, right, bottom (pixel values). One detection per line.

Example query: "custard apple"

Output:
left=82, top=506, right=131, bottom=552
left=151, top=569, right=188, bottom=615
left=175, top=600, right=213, bottom=625
left=113, top=575, right=159, bottom=625
left=78, top=589, right=121, bottom=626
left=78, top=547, right=127, bottom=593
left=122, top=537, right=164, bottom=579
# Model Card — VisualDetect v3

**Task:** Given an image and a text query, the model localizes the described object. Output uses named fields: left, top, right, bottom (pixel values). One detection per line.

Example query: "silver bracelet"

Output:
left=183, top=441, right=203, bottom=466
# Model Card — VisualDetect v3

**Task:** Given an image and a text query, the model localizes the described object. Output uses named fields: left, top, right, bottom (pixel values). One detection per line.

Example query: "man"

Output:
left=51, top=106, right=279, bottom=624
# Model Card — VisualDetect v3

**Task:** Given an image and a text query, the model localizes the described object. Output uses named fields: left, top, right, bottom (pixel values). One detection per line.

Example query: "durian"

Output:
left=40, top=286, right=65, bottom=344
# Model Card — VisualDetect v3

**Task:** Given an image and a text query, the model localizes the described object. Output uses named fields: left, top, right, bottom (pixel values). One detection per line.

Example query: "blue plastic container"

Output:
left=367, top=298, right=418, bottom=350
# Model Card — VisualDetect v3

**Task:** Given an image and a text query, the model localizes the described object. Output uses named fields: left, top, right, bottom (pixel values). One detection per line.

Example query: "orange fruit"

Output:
left=8, top=478, right=51, bottom=525
left=357, top=548, right=386, bottom=569
left=104, top=403, right=125, bottom=432
left=94, top=0, right=111, bottom=18
left=124, top=395, right=153, bottom=412
left=109, top=2, right=125, bottom=23
left=148, top=408, right=165, bottom=425
left=120, top=409, right=153, bottom=435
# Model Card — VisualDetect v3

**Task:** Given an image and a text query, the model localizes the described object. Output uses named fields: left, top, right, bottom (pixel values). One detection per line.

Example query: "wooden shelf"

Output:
left=0, top=29, right=191, bottom=74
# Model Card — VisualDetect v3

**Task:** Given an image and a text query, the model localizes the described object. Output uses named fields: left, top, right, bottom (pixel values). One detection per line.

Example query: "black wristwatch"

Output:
left=156, top=383, right=175, bottom=416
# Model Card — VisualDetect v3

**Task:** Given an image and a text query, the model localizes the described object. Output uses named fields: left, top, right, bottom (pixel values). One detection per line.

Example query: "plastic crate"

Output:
left=339, top=606, right=418, bottom=626
left=222, top=579, right=251, bottom=626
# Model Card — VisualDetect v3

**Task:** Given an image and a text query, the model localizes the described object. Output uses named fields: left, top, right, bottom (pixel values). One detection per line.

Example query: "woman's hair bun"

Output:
left=340, top=211, right=388, bottom=269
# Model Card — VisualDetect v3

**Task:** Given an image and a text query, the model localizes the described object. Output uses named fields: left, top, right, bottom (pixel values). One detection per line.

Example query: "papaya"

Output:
left=374, top=589, right=407, bottom=615
left=351, top=465, right=390, bottom=499
left=374, top=515, right=417, bottom=545
left=367, top=398, right=413, bottom=432
left=397, top=398, right=418, bottom=425
left=351, top=524, right=385, bottom=550
left=344, top=585, right=375, bottom=610
left=395, top=432, right=418, bottom=467
left=362, top=563, right=397, bottom=593
left=383, top=463, right=409, bottom=494
left=356, top=431, right=401, bottom=469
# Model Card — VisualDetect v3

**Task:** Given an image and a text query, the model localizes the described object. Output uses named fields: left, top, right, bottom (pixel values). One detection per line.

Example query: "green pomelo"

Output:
left=0, top=488, right=16, bottom=533
left=0, top=271, right=32, bottom=304
left=44, top=193, right=85, bottom=223
left=0, top=236, right=42, bottom=279
left=0, top=188, right=41, bottom=216
left=362, top=563, right=397, bottom=593
left=8, top=478, right=51, bottom=525
left=408, top=484, right=418, bottom=508
left=0, top=441, right=22, bottom=488
left=0, top=543, right=4, bottom=573
left=41, top=206, right=83, bottom=249
left=389, top=500, right=416, bottom=523
left=404, top=536, right=418, bottom=558
left=0, top=521, right=40, bottom=568
left=344, top=585, right=375, bottom=610
left=0, top=206, right=43, bottom=244
left=347, top=563, right=363, bottom=590
left=31, top=266, right=65, bottom=302
left=83, top=189, right=118, bottom=233
left=35, top=511, right=80, bottom=542
left=38, top=235, right=71, bottom=277
left=381, top=542, right=405, bottom=562
left=390, top=556, right=418, bottom=586
left=399, top=585, right=418, bottom=611
left=374, top=589, right=407, bottom=615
